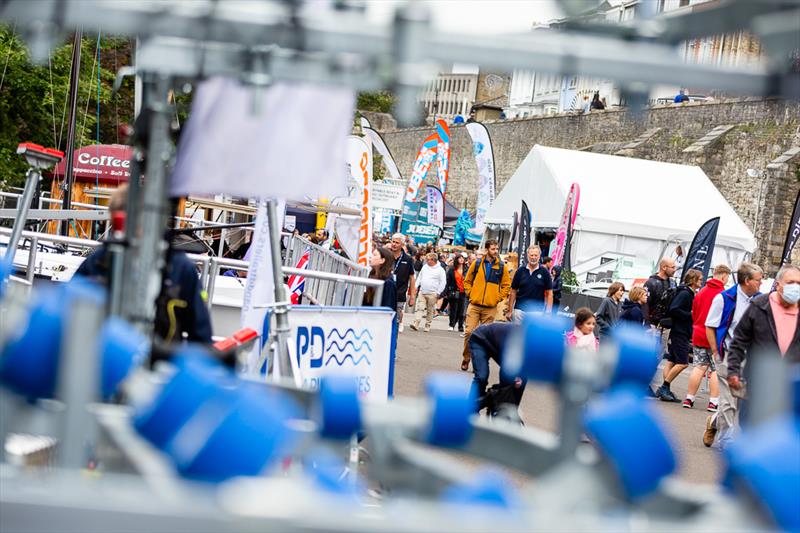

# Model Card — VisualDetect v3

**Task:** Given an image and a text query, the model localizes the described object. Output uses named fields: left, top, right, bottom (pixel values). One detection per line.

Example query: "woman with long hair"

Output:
left=595, top=281, right=625, bottom=338
left=363, top=246, right=397, bottom=310
left=446, top=253, right=468, bottom=332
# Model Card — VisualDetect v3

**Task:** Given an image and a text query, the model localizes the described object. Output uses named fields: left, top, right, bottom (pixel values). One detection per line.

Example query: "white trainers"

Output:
left=448, top=326, right=454, bottom=331
left=398, top=323, right=404, bottom=333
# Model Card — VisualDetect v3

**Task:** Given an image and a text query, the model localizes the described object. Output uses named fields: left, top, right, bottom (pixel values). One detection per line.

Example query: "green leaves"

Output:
left=0, top=27, right=134, bottom=189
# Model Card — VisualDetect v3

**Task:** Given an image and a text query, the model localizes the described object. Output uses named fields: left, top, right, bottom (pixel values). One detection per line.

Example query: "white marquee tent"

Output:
left=485, top=145, right=756, bottom=282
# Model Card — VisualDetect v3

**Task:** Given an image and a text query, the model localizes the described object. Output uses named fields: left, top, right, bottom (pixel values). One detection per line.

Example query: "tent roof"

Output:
left=485, top=145, right=755, bottom=251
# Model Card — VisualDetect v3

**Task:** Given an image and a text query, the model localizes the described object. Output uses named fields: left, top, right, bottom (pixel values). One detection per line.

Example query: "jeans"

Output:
left=469, top=340, right=526, bottom=407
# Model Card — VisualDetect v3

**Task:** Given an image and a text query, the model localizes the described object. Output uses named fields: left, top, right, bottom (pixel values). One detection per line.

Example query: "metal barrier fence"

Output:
left=282, top=233, right=370, bottom=306
left=0, top=228, right=376, bottom=307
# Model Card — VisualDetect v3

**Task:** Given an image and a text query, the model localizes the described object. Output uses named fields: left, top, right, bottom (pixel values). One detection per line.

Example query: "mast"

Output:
left=60, top=30, right=82, bottom=235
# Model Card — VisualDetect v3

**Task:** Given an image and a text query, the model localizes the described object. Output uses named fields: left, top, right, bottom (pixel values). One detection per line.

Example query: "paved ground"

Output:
left=392, top=311, right=722, bottom=485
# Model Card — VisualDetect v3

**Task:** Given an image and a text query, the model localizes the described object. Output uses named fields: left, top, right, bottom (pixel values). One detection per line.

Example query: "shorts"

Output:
left=691, top=346, right=716, bottom=372
left=664, top=334, right=690, bottom=365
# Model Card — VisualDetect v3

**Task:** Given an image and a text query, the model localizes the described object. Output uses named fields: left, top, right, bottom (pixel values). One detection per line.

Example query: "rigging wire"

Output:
left=56, top=50, right=71, bottom=152
left=0, top=22, right=17, bottom=95
left=94, top=33, right=101, bottom=240
left=114, top=39, right=120, bottom=144
left=77, top=34, right=100, bottom=148
left=48, top=53, right=57, bottom=149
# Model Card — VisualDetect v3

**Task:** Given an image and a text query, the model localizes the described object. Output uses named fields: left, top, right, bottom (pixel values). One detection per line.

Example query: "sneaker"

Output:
left=656, top=386, right=680, bottom=402
left=682, top=398, right=694, bottom=409
left=703, top=414, right=717, bottom=447
left=459, top=332, right=466, bottom=338
left=409, top=323, right=418, bottom=331
left=665, top=389, right=680, bottom=402
left=706, top=402, right=718, bottom=413
left=398, top=323, right=404, bottom=333
left=423, top=326, right=430, bottom=333
left=646, top=386, right=658, bottom=399
left=448, top=326, right=454, bottom=331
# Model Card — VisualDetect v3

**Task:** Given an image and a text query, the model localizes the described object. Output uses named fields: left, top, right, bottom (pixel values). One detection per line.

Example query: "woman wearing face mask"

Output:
left=595, top=282, right=625, bottom=339
left=726, top=264, right=800, bottom=390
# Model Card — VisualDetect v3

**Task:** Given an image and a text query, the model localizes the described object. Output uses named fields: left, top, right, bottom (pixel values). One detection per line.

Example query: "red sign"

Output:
left=50, top=144, right=133, bottom=185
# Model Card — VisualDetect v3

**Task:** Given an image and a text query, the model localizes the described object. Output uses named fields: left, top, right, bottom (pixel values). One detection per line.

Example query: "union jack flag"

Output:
left=287, top=248, right=311, bottom=304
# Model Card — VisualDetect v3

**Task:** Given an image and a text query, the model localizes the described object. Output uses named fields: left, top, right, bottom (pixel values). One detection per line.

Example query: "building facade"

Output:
left=505, top=0, right=766, bottom=119
left=417, top=72, right=478, bottom=124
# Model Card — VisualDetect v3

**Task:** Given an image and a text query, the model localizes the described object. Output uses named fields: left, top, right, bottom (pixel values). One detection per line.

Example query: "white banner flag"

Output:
left=426, top=186, right=444, bottom=228
left=347, top=136, right=372, bottom=267
left=171, top=77, right=354, bottom=201
left=240, top=199, right=285, bottom=373
left=360, top=117, right=403, bottom=183
left=465, top=122, right=496, bottom=233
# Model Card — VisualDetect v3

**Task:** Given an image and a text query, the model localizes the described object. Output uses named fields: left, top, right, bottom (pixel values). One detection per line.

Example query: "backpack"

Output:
left=466, top=259, right=505, bottom=287
left=650, top=286, right=678, bottom=328
left=480, top=383, right=518, bottom=417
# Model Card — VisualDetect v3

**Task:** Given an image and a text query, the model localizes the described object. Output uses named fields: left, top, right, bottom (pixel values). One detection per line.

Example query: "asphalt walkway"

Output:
left=393, top=311, right=721, bottom=484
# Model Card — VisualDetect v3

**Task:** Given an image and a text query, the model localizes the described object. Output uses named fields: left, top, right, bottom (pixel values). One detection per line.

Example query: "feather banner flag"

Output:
left=465, top=122, right=496, bottom=233
left=551, top=183, right=580, bottom=268
left=360, top=117, right=403, bottom=182
left=435, top=119, right=451, bottom=198
left=405, top=133, right=438, bottom=202
left=681, top=217, right=720, bottom=283
left=426, top=185, right=444, bottom=228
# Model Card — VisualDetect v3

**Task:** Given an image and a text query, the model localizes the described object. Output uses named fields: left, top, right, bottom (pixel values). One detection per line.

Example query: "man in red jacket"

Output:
left=682, top=264, right=731, bottom=411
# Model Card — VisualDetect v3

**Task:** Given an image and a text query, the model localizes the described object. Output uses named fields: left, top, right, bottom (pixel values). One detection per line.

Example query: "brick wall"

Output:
left=378, top=98, right=800, bottom=273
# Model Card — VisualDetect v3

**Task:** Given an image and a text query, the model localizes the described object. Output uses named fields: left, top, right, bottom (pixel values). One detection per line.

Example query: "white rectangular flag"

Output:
left=171, top=77, right=354, bottom=201
left=240, top=199, right=285, bottom=373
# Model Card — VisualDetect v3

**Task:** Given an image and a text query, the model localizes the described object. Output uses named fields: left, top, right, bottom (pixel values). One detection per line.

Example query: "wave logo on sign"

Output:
left=472, top=141, right=484, bottom=156
left=296, top=327, right=373, bottom=369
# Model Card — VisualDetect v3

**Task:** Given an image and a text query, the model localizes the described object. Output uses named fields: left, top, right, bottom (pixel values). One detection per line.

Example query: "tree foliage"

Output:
left=0, top=26, right=134, bottom=189
left=356, top=91, right=395, bottom=114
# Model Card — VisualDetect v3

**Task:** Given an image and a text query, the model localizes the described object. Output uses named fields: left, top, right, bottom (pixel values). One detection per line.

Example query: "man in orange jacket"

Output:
left=461, top=239, right=511, bottom=371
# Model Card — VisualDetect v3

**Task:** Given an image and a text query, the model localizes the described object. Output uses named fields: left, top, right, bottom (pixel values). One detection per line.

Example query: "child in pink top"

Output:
left=566, top=307, right=600, bottom=352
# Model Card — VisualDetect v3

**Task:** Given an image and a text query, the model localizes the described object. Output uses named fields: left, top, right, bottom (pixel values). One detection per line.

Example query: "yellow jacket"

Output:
left=464, top=257, right=511, bottom=308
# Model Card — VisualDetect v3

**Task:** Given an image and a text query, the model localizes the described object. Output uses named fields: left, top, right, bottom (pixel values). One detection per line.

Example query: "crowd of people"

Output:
left=365, top=233, right=800, bottom=448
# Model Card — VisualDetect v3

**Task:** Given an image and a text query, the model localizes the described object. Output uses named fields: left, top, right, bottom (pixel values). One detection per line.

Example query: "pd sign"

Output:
left=289, top=306, right=395, bottom=401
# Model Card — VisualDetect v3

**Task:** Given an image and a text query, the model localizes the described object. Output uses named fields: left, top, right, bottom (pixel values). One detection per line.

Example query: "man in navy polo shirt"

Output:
left=506, top=245, right=553, bottom=318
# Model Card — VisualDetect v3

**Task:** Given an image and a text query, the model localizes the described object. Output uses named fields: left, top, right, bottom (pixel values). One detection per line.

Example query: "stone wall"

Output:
left=378, top=98, right=800, bottom=273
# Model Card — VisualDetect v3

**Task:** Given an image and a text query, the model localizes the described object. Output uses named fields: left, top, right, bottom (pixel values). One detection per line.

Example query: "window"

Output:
left=679, top=0, right=690, bottom=6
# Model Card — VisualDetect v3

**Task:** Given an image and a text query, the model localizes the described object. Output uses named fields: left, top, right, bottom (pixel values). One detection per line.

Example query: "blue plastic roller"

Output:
left=0, top=282, right=107, bottom=399
left=725, top=416, right=800, bottom=532
left=0, top=287, right=65, bottom=399
left=520, top=313, right=569, bottom=383
left=133, top=354, right=226, bottom=449
left=443, top=469, right=520, bottom=509
left=584, top=386, right=677, bottom=500
left=425, top=372, right=474, bottom=447
left=318, top=375, right=362, bottom=440
left=99, top=317, right=147, bottom=399
left=609, top=324, right=659, bottom=387
left=168, top=383, right=299, bottom=483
